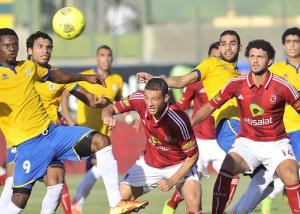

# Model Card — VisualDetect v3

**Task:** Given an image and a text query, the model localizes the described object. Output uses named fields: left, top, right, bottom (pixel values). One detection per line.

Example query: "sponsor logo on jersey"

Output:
left=250, top=103, right=264, bottom=117
left=270, top=94, right=276, bottom=104
left=150, top=135, right=161, bottom=146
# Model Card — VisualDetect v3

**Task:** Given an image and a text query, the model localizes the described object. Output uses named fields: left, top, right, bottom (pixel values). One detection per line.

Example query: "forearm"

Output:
left=169, top=152, right=199, bottom=184
left=163, top=71, right=199, bottom=88
left=102, top=104, right=117, bottom=119
left=60, top=91, right=77, bottom=125
left=50, top=69, right=88, bottom=84
left=191, top=102, right=215, bottom=126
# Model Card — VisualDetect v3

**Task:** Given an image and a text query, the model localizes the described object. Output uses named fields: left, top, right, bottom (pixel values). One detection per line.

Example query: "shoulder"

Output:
left=272, top=73, right=298, bottom=96
left=129, top=90, right=144, bottom=101
left=80, top=69, right=94, bottom=75
left=108, top=72, right=123, bottom=81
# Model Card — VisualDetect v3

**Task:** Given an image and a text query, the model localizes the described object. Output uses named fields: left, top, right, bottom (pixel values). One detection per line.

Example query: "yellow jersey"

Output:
left=77, top=68, right=123, bottom=135
left=35, top=81, right=79, bottom=123
left=0, top=60, right=51, bottom=147
left=269, top=61, right=300, bottom=132
left=195, top=57, right=240, bottom=126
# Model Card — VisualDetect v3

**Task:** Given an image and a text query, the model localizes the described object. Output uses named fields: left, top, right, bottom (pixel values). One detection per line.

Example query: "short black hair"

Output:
left=96, top=45, right=112, bottom=55
left=208, top=42, right=220, bottom=56
left=281, top=27, right=300, bottom=44
left=145, top=78, right=168, bottom=96
left=0, top=28, right=18, bottom=40
left=245, top=39, right=275, bottom=60
left=219, top=30, right=241, bottom=46
left=26, top=31, right=53, bottom=49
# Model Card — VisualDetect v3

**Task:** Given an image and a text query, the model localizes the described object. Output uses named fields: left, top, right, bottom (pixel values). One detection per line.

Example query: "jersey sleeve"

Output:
left=35, top=64, right=52, bottom=82
left=283, top=83, right=300, bottom=113
left=209, top=79, right=237, bottom=109
left=64, top=83, right=80, bottom=93
left=176, top=85, right=195, bottom=110
left=116, top=75, right=124, bottom=100
left=176, top=112, right=198, bottom=157
left=114, top=91, right=144, bottom=113
left=193, top=58, right=213, bottom=81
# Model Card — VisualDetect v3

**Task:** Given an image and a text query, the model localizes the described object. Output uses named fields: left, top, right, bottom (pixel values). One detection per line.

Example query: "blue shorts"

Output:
left=216, top=119, right=240, bottom=153
left=13, top=124, right=93, bottom=189
left=6, top=147, right=17, bottom=166
left=288, top=130, right=300, bottom=161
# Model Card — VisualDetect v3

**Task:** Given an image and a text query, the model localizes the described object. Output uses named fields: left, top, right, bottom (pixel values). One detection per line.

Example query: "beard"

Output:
left=252, top=66, right=268, bottom=76
left=221, top=52, right=239, bottom=63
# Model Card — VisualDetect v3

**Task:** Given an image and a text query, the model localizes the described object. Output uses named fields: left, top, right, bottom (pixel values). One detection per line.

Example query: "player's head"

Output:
left=219, top=30, right=241, bottom=63
left=96, top=45, right=113, bottom=72
left=0, top=28, right=19, bottom=65
left=208, top=42, right=220, bottom=57
left=281, top=27, right=300, bottom=59
left=144, top=78, right=170, bottom=117
left=26, top=31, right=53, bottom=66
left=245, top=39, right=275, bottom=76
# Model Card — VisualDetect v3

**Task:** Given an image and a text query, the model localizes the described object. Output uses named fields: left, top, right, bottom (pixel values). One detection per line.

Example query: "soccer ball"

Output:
left=52, top=6, right=85, bottom=40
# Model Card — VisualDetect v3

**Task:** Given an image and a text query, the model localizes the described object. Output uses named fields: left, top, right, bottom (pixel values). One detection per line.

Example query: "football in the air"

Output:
left=52, top=6, right=85, bottom=40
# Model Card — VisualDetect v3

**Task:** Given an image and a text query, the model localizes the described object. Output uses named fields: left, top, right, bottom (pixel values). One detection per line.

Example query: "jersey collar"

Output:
left=285, top=59, right=300, bottom=73
left=246, top=71, right=272, bottom=89
left=145, top=103, right=170, bottom=125
left=0, top=63, right=17, bottom=74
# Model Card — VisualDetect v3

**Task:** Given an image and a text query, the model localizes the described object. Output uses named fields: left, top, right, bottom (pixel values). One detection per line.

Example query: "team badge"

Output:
left=25, top=69, right=32, bottom=76
left=164, top=135, right=171, bottom=141
left=2, top=73, right=8, bottom=80
left=150, top=135, right=161, bottom=146
left=270, top=94, right=276, bottom=104
left=48, top=82, right=56, bottom=91
left=213, top=92, right=222, bottom=102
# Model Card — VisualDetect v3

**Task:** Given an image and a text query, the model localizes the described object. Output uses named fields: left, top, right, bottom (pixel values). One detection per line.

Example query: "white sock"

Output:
left=91, top=165, right=102, bottom=179
left=269, top=177, right=284, bottom=199
left=40, top=183, right=63, bottom=214
left=0, top=176, right=13, bottom=210
left=95, top=145, right=121, bottom=207
left=3, top=201, right=23, bottom=214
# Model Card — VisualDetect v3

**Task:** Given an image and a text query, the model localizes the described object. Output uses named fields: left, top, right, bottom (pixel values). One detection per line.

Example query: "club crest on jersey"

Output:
left=164, top=135, right=171, bottom=141
left=48, top=82, right=56, bottom=91
left=2, top=73, right=8, bottom=80
left=25, top=69, right=32, bottom=76
left=270, top=94, right=276, bottom=104
left=250, top=103, right=264, bottom=117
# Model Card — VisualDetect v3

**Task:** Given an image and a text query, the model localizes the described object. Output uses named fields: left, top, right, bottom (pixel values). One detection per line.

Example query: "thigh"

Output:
left=216, top=119, right=240, bottom=153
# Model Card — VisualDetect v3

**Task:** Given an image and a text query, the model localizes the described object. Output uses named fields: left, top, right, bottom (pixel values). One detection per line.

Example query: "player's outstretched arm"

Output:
left=102, top=104, right=120, bottom=130
left=191, top=102, right=215, bottom=126
left=49, top=69, right=106, bottom=86
left=137, top=71, right=199, bottom=88
left=72, top=86, right=112, bottom=108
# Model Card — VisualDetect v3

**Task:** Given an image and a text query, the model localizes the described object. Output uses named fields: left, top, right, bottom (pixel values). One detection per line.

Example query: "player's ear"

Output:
left=164, top=93, right=170, bottom=102
left=268, top=59, right=274, bottom=67
left=27, top=48, right=33, bottom=56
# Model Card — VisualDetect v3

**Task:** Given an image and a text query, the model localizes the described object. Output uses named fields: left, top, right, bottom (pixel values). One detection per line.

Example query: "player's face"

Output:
left=284, top=35, right=300, bottom=59
left=210, top=48, right=221, bottom=57
left=248, top=48, right=273, bottom=75
left=28, top=38, right=53, bottom=66
left=144, top=89, right=169, bottom=117
left=0, top=35, right=19, bottom=65
left=219, top=34, right=240, bottom=63
left=96, top=48, right=113, bottom=72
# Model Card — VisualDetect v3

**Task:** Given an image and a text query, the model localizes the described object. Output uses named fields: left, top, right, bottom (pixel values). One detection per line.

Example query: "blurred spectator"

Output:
left=106, top=0, right=138, bottom=35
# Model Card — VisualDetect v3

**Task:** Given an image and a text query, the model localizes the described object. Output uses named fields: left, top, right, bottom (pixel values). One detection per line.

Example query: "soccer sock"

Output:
left=211, top=169, right=234, bottom=214
left=95, top=145, right=121, bottom=207
left=0, top=176, right=13, bottom=210
left=167, top=189, right=184, bottom=209
left=269, top=177, right=284, bottom=199
left=60, top=182, right=72, bottom=214
left=226, top=174, right=240, bottom=207
left=285, top=182, right=300, bottom=214
left=4, top=201, right=23, bottom=214
left=72, top=167, right=98, bottom=204
left=41, top=183, right=64, bottom=214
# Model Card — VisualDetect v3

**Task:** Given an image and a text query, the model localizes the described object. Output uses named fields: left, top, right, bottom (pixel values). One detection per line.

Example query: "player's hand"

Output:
left=85, top=74, right=106, bottom=87
left=102, top=116, right=117, bottom=130
left=156, top=178, right=175, bottom=192
left=136, top=72, right=154, bottom=83
left=131, top=119, right=141, bottom=132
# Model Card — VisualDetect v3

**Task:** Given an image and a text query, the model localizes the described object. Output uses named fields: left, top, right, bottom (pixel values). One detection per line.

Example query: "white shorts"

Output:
left=121, top=155, right=199, bottom=192
left=196, top=138, right=226, bottom=177
left=229, top=137, right=296, bottom=176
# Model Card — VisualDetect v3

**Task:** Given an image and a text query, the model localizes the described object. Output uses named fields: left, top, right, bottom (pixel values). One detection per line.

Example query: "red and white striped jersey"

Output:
left=209, top=71, right=300, bottom=141
left=115, top=91, right=198, bottom=168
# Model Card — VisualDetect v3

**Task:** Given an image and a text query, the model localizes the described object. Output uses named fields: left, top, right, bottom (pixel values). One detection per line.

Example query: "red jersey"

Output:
left=209, top=72, right=300, bottom=141
left=177, top=82, right=216, bottom=139
left=115, top=91, right=198, bottom=168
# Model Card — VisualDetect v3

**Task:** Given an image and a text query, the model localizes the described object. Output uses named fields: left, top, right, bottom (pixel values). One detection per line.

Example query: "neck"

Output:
left=287, top=56, right=300, bottom=68
left=97, top=68, right=109, bottom=78
left=251, top=70, right=269, bottom=87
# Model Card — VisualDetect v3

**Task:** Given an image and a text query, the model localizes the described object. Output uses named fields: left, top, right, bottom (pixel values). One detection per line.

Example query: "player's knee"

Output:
left=44, top=166, right=65, bottom=186
left=90, top=133, right=111, bottom=152
left=12, top=188, right=31, bottom=209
